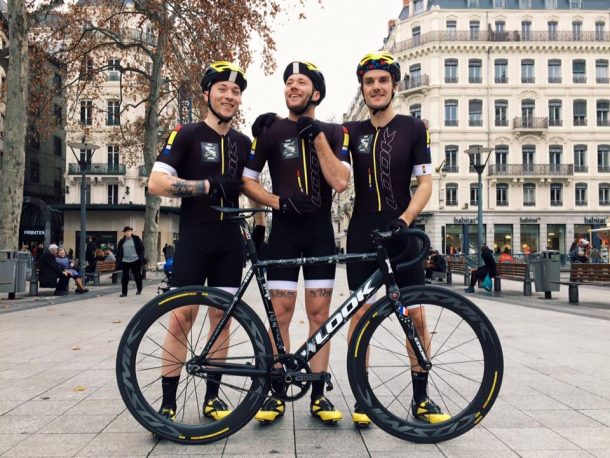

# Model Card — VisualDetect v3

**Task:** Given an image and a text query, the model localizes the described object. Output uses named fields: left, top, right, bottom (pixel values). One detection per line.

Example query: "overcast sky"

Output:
left=240, top=1, right=402, bottom=129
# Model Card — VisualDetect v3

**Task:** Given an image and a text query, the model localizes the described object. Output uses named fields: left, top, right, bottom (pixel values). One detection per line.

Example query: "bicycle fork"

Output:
left=376, top=245, right=432, bottom=371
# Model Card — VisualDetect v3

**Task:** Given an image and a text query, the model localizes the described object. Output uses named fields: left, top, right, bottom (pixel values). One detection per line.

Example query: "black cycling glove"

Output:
left=207, top=175, right=242, bottom=201
left=279, top=193, right=316, bottom=215
left=296, top=116, right=321, bottom=141
left=251, top=225, right=266, bottom=255
left=251, top=112, right=277, bottom=137
left=387, top=218, right=408, bottom=233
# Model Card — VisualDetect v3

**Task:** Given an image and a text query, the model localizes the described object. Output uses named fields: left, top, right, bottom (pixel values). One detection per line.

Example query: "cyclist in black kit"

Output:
left=344, top=52, right=450, bottom=426
left=148, top=61, right=254, bottom=424
left=243, top=61, right=351, bottom=424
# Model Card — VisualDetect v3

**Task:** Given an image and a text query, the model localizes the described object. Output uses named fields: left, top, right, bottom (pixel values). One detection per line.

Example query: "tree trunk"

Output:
left=141, top=29, right=167, bottom=268
left=0, top=0, right=29, bottom=251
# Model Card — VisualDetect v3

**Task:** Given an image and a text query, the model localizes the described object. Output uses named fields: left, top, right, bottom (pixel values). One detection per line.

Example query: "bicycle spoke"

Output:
left=192, top=307, right=209, bottom=354
left=432, top=336, right=480, bottom=361
left=429, top=318, right=465, bottom=360
left=371, top=367, right=411, bottom=391
left=432, top=363, right=483, bottom=386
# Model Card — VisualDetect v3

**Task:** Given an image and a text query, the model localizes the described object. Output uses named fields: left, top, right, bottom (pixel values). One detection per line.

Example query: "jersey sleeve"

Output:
left=412, top=120, right=432, bottom=177
left=152, top=125, right=187, bottom=176
left=242, top=130, right=268, bottom=181
left=330, top=124, right=351, bottom=170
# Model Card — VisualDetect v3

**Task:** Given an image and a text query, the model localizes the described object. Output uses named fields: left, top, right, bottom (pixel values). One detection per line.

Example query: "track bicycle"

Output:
left=116, top=208, right=503, bottom=444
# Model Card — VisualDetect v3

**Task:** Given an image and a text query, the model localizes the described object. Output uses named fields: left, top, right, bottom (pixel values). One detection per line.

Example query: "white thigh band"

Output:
left=304, top=279, right=335, bottom=289
left=268, top=280, right=298, bottom=291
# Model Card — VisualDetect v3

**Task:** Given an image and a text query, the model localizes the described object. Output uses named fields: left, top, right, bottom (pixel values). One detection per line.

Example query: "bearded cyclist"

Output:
left=344, top=52, right=450, bottom=427
left=243, top=61, right=351, bottom=425
left=148, top=61, right=253, bottom=423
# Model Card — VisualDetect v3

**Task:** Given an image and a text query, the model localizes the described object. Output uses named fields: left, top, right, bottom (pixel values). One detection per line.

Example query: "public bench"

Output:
left=553, top=263, right=610, bottom=304
left=494, top=262, right=532, bottom=296
left=446, top=257, right=470, bottom=285
left=91, top=260, right=119, bottom=286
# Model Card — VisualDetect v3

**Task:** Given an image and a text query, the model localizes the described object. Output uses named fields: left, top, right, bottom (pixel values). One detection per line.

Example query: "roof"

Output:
left=427, top=0, right=609, bottom=10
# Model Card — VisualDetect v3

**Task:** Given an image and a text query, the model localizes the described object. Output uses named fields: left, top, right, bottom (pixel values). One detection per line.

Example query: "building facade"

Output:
left=344, top=0, right=610, bottom=262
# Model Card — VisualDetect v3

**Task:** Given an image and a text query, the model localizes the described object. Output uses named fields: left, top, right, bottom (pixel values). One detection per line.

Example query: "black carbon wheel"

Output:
left=116, top=286, right=272, bottom=444
left=347, top=285, right=503, bottom=443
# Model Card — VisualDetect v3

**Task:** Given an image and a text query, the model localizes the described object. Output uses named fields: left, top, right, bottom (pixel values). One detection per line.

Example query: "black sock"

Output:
left=411, top=371, right=428, bottom=404
left=161, top=375, right=180, bottom=410
left=311, top=380, right=325, bottom=402
left=205, top=373, right=222, bottom=401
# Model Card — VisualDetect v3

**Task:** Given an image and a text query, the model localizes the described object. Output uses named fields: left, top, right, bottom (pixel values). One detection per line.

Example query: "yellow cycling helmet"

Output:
left=201, top=61, right=247, bottom=93
left=356, top=52, right=401, bottom=83
left=283, top=61, right=326, bottom=104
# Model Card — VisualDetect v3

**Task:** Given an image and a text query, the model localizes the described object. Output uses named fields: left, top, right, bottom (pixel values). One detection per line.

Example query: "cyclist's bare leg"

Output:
left=161, top=305, right=200, bottom=377
left=268, top=289, right=297, bottom=354
left=305, top=288, right=332, bottom=373
left=406, top=306, right=432, bottom=372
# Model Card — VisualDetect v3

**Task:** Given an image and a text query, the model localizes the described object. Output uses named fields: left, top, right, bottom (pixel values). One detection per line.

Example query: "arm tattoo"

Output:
left=166, top=178, right=207, bottom=197
left=270, top=290, right=297, bottom=298
left=306, top=288, right=333, bottom=298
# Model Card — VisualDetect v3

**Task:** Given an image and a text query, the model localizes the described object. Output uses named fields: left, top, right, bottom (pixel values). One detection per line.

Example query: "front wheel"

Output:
left=347, top=285, right=503, bottom=443
left=116, top=286, right=272, bottom=444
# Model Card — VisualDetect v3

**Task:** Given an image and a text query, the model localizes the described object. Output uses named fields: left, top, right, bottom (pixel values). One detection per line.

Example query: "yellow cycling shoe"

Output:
left=203, top=397, right=231, bottom=421
left=412, top=398, right=451, bottom=424
left=352, top=404, right=371, bottom=428
left=311, top=396, right=342, bottom=424
left=152, top=407, right=176, bottom=439
left=255, top=397, right=285, bottom=423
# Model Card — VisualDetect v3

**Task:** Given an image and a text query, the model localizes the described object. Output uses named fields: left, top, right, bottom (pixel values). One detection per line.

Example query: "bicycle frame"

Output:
left=198, top=216, right=431, bottom=375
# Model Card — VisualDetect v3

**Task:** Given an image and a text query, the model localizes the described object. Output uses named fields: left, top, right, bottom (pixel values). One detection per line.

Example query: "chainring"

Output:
left=270, top=354, right=312, bottom=401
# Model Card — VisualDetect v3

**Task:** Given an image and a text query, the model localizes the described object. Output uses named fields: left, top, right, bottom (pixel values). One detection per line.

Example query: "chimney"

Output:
left=403, top=0, right=410, bottom=6
left=388, top=19, right=396, bottom=34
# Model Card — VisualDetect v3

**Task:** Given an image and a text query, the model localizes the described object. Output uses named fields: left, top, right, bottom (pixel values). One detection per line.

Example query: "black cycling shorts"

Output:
left=170, top=222, right=243, bottom=288
left=346, top=212, right=425, bottom=291
left=266, top=212, right=336, bottom=285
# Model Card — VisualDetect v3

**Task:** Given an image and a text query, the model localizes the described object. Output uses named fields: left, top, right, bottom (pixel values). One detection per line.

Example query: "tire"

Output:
left=116, top=286, right=272, bottom=444
left=347, top=285, right=503, bottom=443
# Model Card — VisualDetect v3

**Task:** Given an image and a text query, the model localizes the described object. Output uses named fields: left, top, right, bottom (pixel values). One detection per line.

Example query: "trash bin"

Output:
left=0, top=251, right=19, bottom=296
left=532, top=250, right=560, bottom=299
left=15, top=252, right=32, bottom=292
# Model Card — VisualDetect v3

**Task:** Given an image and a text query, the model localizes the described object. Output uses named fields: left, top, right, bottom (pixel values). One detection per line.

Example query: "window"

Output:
left=107, top=145, right=120, bottom=172
left=410, top=103, right=422, bottom=118
left=80, top=56, right=94, bottom=81
left=469, top=59, right=482, bottom=83
left=107, top=184, right=119, bottom=205
left=597, top=100, right=609, bottom=126
left=600, top=183, right=610, bottom=206
left=575, top=183, right=587, bottom=206
left=573, top=100, right=587, bottom=126
left=520, top=0, right=532, bottom=7
left=108, top=58, right=120, bottom=81
left=596, top=59, right=609, bottom=83
left=30, top=161, right=39, bottom=183
left=523, top=183, right=536, bottom=206
left=573, top=59, right=586, bottom=83
left=493, top=0, right=506, bottom=8
left=521, top=59, right=535, bottom=83
left=596, top=22, right=605, bottom=41
left=574, top=145, right=587, bottom=172
left=107, top=100, right=120, bottom=126
left=548, top=59, right=562, bottom=83
left=53, top=73, right=62, bottom=93
left=548, top=100, right=562, bottom=126
left=549, top=145, right=562, bottom=173
left=599, top=145, right=610, bottom=172
left=53, top=136, right=62, bottom=157
left=445, top=100, right=458, bottom=126
left=550, top=183, right=563, bottom=206
left=496, top=183, right=508, bottom=206
left=445, top=59, right=458, bottom=83
left=412, top=26, right=421, bottom=45
left=53, top=104, right=62, bottom=125
left=495, top=145, right=508, bottom=173
left=469, top=20, right=480, bottom=40
left=469, top=99, right=483, bottom=126
left=523, top=145, right=535, bottom=174
left=467, top=0, right=480, bottom=7
left=54, top=168, right=62, bottom=195
left=572, top=21, right=582, bottom=40
left=495, top=99, right=508, bottom=126
left=494, top=21, right=507, bottom=41
left=409, top=63, right=422, bottom=85
left=569, top=0, right=582, bottom=9
left=80, top=100, right=92, bottom=125
left=521, top=99, right=535, bottom=125
left=79, top=148, right=93, bottom=167
left=446, top=20, right=457, bottom=38
left=414, top=0, right=424, bottom=14
left=470, top=183, right=479, bottom=206
left=468, top=144, right=482, bottom=172
left=548, top=21, right=558, bottom=40
left=446, top=183, right=458, bottom=206
left=495, top=59, right=508, bottom=83
left=445, top=145, right=458, bottom=172
left=521, top=20, right=532, bottom=40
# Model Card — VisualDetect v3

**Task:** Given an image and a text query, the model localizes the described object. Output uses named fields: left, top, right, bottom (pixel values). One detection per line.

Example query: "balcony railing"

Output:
left=390, top=30, right=610, bottom=54
left=445, top=76, right=458, bottom=83
left=469, top=76, right=482, bottom=83
left=513, top=117, right=548, bottom=129
left=597, top=119, right=610, bottom=127
left=495, top=119, right=508, bottom=126
left=495, top=76, right=508, bottom=84
left=138, top=165, right=149, bottom=177
left=445, top=165, right=459, bottom=173
left=488, top=164, right=574, bottom=176
left=549, top=119, right=563, bottom=127
left=573, top=75, right=587, bottom=83
left=599, top=165, right=610, bottom=173
left=521, top=76, right=536, bottom=83
left=574, top=118, right=587, bottom=126
left=445, top=120, right=459, bottom=127
left=574, top=165, right=589, bottom=173
left=469, top=119, right=483, bottom=127
left=597, top=77, right=610, bottom=84
left=548, top=76, right=562, bottom=83
left=397, top=74, right=429, bottom=92
left=68, top=163, right=126, bottom=175
left=576, top=200, right=588, bottom=206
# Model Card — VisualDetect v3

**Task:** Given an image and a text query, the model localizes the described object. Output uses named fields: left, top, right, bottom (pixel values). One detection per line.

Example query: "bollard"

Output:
left=29, top=267, right=38, bottom=296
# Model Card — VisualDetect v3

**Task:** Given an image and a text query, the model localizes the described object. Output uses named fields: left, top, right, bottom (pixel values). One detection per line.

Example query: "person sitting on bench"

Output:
left=465, top=244, right=497, bottom=293
left=55, top=247, right=89, bottom=294
left=425, top=250, right=447, bottom=280
left=39, top=244, right=70, bottom=296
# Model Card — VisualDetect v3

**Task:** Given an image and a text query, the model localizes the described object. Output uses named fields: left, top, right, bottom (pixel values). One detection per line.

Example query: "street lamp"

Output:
left=464, top=146, right=494, bottom=265
left=68, top=138, right=100, bottom=275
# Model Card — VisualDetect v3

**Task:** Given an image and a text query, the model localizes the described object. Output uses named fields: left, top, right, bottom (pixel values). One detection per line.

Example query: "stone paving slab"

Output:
left=0, top=267, right=609, bottom=456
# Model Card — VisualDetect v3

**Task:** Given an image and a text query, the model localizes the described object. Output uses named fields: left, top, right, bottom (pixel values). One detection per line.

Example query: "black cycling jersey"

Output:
left=343, top=115, right=431, bottom=216
left=243, top=118, right=350, bottom=213
left=153, top=122, right=251, bottom=225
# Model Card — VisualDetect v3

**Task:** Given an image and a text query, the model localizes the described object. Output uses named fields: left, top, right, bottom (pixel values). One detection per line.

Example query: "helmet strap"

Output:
left=363, top=86, right=396, bottom=117
left=290, top=90, right=315, bottom=116
left=207, top=95, right=233, bottom=125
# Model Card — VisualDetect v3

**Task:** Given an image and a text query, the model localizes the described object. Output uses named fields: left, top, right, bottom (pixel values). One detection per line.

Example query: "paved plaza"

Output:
left=1, top=269, right=609, bottom=457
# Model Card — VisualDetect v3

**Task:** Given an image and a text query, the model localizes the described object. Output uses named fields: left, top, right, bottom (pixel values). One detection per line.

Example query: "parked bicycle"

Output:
left=116, top=208, right=503, bottom=444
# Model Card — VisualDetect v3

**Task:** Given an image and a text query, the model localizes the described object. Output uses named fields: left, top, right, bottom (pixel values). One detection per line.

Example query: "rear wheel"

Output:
left=347, top=285, right=503, bottom=443
left=116, top=286, right=271, bottom=444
